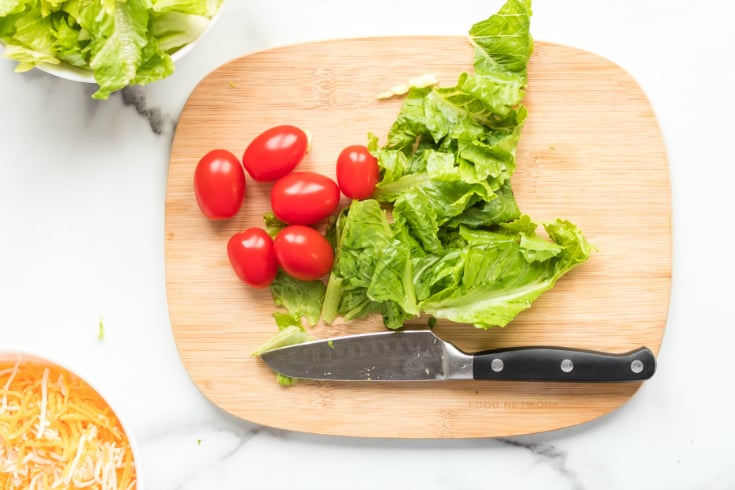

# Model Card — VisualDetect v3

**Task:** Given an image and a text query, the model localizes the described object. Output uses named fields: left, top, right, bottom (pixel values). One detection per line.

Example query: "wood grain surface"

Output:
left=164, top=37, right=671, bottom=438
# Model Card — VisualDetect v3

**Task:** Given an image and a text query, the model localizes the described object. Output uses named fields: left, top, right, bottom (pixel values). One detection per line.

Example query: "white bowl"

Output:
left=0, top=349, right=143, bottom=489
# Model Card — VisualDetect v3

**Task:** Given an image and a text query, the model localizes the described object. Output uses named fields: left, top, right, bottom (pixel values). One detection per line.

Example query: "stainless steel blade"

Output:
left=260, top=330, right=473, bottom=381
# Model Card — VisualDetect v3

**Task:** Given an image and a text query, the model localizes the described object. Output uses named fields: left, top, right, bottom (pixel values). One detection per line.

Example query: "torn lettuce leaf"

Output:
left=256, top=275, right=322, bottom=386
left=417, top=218, right=594, bottom=328
left=251, top=271, right=323, bottom=385
left=270, top=271, right=326, bottom=328
left=469, top=0, right=534, bottom=76
left=251, top=325, right=311, bottom=358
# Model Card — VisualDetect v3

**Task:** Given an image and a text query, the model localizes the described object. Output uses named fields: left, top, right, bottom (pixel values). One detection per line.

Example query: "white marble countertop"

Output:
left=2, top=0, right=734, bottom=488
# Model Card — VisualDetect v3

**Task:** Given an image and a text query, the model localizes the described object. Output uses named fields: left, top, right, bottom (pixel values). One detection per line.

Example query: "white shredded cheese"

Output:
left=1, top=360, right=20, bottom=412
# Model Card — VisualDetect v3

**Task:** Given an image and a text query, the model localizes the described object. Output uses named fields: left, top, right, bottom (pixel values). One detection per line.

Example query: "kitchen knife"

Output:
left=260, top=330, right=656, bottom=382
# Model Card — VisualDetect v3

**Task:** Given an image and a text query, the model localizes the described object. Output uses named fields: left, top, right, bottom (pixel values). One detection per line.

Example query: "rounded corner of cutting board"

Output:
left=165, top=37, right=671, bottom=438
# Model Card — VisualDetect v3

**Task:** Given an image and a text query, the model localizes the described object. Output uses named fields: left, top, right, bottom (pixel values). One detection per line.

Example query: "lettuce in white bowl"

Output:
left=0, top=0, right=222, bottom=99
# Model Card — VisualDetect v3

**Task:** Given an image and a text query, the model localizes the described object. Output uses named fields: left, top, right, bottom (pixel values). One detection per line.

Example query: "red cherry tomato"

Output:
left=273, top=225, right=334, bottom=281
left=271, top=171, right=340, bottom=225
left=242, top=125, right=309, bottom=182
left=227, top=228, right=278, bottom=288
left=336, top=145, right=379, bottom=199
left=193, top=149, right=246, bottom=220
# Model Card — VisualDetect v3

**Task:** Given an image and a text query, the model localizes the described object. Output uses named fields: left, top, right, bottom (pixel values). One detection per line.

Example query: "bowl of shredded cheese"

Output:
left=0, top=351, right=139, bottom=489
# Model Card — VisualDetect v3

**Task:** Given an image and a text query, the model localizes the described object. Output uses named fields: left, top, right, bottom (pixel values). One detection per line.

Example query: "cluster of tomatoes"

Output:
left=193, top=124, right=379, bottom=288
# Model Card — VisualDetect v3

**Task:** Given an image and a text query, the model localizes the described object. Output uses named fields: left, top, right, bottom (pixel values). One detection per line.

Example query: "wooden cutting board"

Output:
left=165, top=37, right=671, bottom=438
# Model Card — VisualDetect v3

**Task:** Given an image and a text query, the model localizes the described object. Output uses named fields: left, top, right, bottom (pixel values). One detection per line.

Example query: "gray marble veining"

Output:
left=121, top=87, right=173, bottom=136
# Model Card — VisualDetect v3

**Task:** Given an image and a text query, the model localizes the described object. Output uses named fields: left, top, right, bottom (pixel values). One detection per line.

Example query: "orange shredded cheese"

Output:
left=0, top=359, right=136, bottom=489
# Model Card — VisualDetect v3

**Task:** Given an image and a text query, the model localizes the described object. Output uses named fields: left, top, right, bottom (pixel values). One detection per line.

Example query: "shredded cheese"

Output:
left=0, top=359, right=136, bottom=489
left=37, top=368, right=49, bottom=439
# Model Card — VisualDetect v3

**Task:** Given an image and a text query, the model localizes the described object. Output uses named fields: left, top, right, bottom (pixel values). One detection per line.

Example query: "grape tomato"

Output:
left=193, top=149, right=246, bottom=220
left=227, top=228, right=278, bottom=288
left=242, top=125, right=309, bottom=182
left=273, top=225, right=334, bottom=281
left=271, top=171, right=340, bottom=225
left=336, top=144, right=379, bottom=200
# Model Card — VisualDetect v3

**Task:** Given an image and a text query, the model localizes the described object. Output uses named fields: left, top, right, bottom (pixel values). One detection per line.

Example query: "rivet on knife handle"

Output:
left=472, top=346, right=656, bottom=382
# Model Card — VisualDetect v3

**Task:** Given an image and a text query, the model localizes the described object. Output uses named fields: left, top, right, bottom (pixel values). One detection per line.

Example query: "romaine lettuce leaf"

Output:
left=150, top=11, right=209, bottom=52
left=152, top=0, right=219, bottom=16
left=0, top=1, right=27, bottom=17
left=0, top=5, right=58, bottom=70
left=321, top=199, right=394, bottom=324
left=418, top=219, right=593, bottom=328
left=82, top=0, right=151, bottom=99
left=253, top=273, right=320, bottom=385
left=251, top=325, right=312, bottom=358
left=469, top=0, right=534, bottom=76
left=270, top=271, right=326, bottom=327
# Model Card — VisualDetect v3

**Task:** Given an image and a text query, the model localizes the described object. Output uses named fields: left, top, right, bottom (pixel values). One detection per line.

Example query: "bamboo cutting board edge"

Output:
left=164, top=37, right=671, bottom=438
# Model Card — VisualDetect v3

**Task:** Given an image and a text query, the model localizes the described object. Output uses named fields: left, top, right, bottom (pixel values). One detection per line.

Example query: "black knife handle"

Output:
left=472, top=346, right=656, bottom=382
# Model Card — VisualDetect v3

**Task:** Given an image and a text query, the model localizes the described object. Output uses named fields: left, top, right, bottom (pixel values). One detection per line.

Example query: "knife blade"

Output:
left=259, top=330, right=656, bottom=382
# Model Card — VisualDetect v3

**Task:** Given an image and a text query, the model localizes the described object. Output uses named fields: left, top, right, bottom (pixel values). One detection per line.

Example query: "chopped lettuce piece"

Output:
left=417, top=219, right=594, bottom=328
left=254, top=309, right=315, bottom=386
left=262, top=211, right=287, bottom=238
left=251, top=325, right=311, bottom=357
left=150, top=11, right=209, bottom=52
left=270, top=271, right=326, bottom=328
